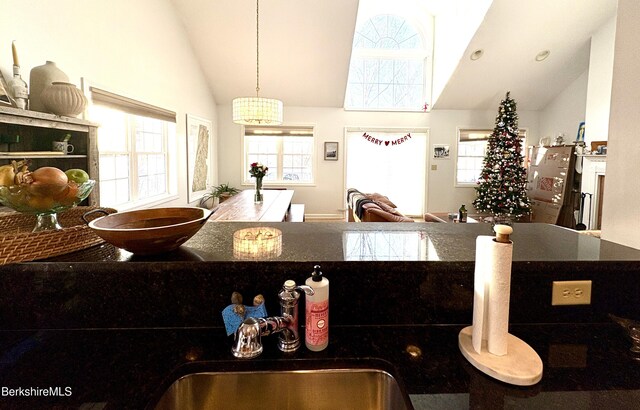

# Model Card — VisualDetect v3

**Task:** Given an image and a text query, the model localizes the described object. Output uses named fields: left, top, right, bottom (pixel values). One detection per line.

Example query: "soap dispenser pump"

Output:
left=305, top=264, right=329, bottom=351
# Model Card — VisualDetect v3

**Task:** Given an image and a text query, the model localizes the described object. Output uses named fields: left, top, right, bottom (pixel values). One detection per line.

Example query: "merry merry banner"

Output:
left=362, top=132, right=412, bottom=147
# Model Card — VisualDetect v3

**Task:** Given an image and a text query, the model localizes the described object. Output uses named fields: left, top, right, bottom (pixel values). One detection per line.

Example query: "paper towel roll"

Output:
left=472, top=236, right=491, bottom=353
left=471, top=235, right=513, bottom=356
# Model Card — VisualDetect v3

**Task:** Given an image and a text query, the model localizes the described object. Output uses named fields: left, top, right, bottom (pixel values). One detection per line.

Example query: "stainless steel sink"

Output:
left=152, top=363, right=412, bottom=410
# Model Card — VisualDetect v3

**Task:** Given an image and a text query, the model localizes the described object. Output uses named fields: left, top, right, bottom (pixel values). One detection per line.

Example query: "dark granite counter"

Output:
left=1, top=222, right=640, bottom=408
left=41, top=222, right=640, bottom=262
left=0, top=324, right=639, bottom=409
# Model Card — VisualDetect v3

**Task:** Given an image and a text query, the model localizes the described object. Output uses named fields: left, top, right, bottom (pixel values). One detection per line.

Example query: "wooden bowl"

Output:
left=87, top=207, right=212, bottom=255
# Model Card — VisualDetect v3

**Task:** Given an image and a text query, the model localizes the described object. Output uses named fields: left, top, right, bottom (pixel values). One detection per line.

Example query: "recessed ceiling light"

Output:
left=535, top=50, right=551, bottom=62
left=470, top=49, right=484, bottom=61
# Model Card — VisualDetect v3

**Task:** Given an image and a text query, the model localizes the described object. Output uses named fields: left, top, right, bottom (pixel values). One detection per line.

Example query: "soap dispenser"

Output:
left=305, top=264, right=329, bottom=351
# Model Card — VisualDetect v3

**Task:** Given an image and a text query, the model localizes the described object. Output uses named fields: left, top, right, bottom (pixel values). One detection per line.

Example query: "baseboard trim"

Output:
left=305, top=213, right=346, bottom=221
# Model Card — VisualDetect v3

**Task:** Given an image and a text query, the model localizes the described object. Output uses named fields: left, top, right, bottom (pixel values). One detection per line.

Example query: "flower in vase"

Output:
left=249, top=162, right=268, bottom=179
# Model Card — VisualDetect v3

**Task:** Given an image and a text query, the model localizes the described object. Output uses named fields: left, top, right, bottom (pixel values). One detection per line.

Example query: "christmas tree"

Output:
left=473, top=91, right=531, bottom=218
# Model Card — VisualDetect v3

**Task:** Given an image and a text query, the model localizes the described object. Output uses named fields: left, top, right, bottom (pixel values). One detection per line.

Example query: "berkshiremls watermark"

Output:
left=2, top=386, right=72, bottom=397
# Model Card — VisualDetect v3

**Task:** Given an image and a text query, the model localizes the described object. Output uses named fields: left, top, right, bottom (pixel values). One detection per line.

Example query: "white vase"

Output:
left=40, top=82, right=87, bottom=117
left=29, top=61, right=69, bottom=112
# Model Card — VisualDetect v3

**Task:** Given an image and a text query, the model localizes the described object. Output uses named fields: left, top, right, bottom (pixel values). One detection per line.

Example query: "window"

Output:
left=88, top=87, right=177, bottom=209
left=456, top=128, right=526, bottom=185
left=345, top=13, right=433, bottom=111
left=243, top=126, right=314, bottom=184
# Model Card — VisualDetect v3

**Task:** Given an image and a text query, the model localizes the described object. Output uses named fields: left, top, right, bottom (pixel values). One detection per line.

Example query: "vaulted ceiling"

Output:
left=170, top=0, right=618, bottom=111
left=170, top=0, right=359, bottom=108
left=434, top=0, right=618, bottom=110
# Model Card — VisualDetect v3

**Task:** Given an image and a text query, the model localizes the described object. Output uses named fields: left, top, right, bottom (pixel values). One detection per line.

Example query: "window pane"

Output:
left=346, top=13, right=430, bottom=111
left=115, top=155, right=129, bottom=178
left=93, top=106, right=127, bottom=152
left=115, top=179, right=130, bottom=204
left=354, top=15, right=422, bottom=50
left=100, top=155, right=116, bottom=180
left=456, top=130, right=526, bottom=184
left=245, top=134, right=313, bottom=183
left=92, top=104, right=171, bottom=207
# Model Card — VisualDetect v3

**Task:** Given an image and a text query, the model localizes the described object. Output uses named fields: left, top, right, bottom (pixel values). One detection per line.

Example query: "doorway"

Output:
left=345, top=128, right=429, bottom=217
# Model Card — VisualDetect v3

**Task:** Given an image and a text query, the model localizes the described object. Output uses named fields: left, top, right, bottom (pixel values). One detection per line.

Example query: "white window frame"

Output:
left=86, top=82, right=178, bottom=210
left=241, top=126, right=316, bottom=187
left=345, top=12, right=434, bottom=112
left=455, top=127, right=527, bottom=188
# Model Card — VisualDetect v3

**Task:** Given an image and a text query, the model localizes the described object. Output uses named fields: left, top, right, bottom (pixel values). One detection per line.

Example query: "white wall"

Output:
left=539, top=70, right=588, bottom=143
left=218, top=106, right=428, bottom=218
left=0, top=0, right=218, bottom=207
left=601, top=0, right=640, bottom=249
left=218, top=104, right=539, bottom=218
left=584, top=16, right=616, bottom=145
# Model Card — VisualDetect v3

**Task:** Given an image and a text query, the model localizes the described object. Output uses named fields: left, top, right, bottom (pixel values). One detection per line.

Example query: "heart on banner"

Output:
left=385, top=141, right=390, bottom=146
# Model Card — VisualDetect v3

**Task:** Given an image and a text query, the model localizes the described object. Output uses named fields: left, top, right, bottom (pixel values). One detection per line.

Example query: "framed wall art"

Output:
left=186, top=114, right=212, bottom=203
left=433, top=144, right=450, bottom=159
left=324, top=141, right=338, bottom=160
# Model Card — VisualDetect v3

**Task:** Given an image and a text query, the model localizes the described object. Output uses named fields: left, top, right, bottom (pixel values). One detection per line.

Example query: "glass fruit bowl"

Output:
left=0, top=180, right=95, bottom=232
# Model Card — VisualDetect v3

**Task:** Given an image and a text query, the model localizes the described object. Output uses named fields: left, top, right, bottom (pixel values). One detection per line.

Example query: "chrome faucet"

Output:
left=232, top=280, right=314, bottom=359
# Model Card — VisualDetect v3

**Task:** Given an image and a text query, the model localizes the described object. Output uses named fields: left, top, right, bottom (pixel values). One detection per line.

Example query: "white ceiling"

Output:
left=434, top=0, right=618, bottom=110
left=170, top=0, right=618, bottom=111
left=170, top=0, right=359, bottom=108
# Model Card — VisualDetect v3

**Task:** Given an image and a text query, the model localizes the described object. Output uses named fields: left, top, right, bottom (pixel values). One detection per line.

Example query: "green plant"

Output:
left=204, top=183, right=240, bottom=200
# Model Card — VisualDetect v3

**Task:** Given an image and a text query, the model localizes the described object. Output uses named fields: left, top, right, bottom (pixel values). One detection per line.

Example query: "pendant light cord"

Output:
left=256, top=0, right=260, bottom=96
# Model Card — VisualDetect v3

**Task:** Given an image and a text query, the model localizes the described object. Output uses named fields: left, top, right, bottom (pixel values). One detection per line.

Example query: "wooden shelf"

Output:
left=0, top=105, right=97, bottom=130
left=0, top=154, right=87, bottom=160
left=0, top=107, right=100, bottom=205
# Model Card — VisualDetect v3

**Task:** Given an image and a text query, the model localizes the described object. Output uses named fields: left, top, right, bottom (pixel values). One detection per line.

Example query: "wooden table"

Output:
left=209, top=189, right=294, bottom=222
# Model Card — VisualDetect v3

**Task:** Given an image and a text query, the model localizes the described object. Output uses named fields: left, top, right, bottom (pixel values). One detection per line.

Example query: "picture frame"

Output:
left=324, top=141, right=338, bottom=160
left=433, top=144, right=450, bottom=159
left=0, top=70, right=13, bottom=106
left=576, top=121, right=585, bottom=142
left=186, top=114, right=213, bottom=203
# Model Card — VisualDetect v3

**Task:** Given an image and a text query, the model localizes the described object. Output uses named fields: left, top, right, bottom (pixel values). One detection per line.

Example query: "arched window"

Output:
left=345, top=14, right=432, bottom=111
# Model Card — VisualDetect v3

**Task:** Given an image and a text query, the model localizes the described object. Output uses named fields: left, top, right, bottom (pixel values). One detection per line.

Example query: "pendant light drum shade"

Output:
left=233, top=0, right=283, bottom=126
left=232, top=96, right=283, bottom=125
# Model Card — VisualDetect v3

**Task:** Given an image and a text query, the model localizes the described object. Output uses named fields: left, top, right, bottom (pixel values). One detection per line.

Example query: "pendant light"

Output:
left=232, top=0, right=283, bottom=125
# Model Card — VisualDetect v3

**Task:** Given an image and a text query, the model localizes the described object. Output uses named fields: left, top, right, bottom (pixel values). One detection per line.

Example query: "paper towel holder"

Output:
left=458, top=224, right=543, bottom=386
left=458, top=326, right=543, bottom=386
left=493, top=224, right=512, bottom=243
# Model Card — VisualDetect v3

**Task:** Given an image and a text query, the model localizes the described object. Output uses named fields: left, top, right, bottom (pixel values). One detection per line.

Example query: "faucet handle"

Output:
left=281, top=279, right=314, bottom=300
left=231, top=317, right=264, bottom=359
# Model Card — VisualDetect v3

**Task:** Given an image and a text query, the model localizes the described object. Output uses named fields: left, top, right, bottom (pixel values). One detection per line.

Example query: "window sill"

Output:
left=343, top=107, right=428, bottom=113
left=104, top=194, right=180, bottom=212
left=241, top=182, right=316, bottom=188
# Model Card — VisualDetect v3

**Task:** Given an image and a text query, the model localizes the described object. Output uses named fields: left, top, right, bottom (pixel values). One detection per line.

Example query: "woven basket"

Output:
left=0, top=206, right=116, bottom=265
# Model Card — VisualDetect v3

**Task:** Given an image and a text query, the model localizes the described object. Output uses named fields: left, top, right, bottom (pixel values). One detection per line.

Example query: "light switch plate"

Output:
left=552, top=280, right=592, bottom=305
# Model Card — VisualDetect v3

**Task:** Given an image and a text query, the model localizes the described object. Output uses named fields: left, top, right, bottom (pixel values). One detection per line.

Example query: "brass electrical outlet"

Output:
left=552, top=280, right=592, bottom=306
left=431, top=164, right=437, bottom=171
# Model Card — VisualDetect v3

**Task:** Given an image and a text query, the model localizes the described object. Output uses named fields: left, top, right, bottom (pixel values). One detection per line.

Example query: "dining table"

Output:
left=208, top=189, right=294, bottom=222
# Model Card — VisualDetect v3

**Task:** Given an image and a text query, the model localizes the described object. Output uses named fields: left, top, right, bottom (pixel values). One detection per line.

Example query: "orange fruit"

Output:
left=26, top=195, right=55, bottom=211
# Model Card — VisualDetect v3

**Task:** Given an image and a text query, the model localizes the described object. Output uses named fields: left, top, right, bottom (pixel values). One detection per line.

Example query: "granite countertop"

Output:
left=43, top=222, right=640, bottom=263
left=2, top=222, right=640, bottom=408
left=0, top=323, right=639, bottom=409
